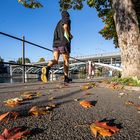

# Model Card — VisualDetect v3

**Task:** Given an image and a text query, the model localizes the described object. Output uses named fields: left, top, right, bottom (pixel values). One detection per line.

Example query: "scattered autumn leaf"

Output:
left=36, top=92, right=42, bottom=97
left=125, top=101, right=140, bottom=111
left=90, top=121, right=120, bottom=138
left=80, top=100, right=93, bottom=108
left=85, top=92, right=93, bottom=96
left=81, top=83, right=96, bottom=91
left=0, top=127, right=30, bottom=140
left=81, top=85, right=92, bottom=90
left=4, top=99, right=22, bottom=107
left=0, top=112, right=19, bottom=122
left=49, top=97, right=56, bottom=101
left=109, top=83, right=124, bottom=90
left=29, top=105, right=56, bottom=116
left=21, top=91, right=37, bottom=100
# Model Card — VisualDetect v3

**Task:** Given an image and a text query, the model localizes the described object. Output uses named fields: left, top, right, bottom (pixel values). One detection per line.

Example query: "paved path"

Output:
left=0, top=80, right=140, bottom=140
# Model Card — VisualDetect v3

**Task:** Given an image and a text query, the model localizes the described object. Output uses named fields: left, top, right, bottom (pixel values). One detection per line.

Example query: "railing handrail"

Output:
left=0, top=61, right=42, bottom=68
left=0, top=32, right=53, bottom=52
left=0, top=32, right=85, bottom=63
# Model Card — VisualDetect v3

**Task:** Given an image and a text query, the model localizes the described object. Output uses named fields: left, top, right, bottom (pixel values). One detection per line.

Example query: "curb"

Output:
left=123, top=86, right=140, bottom=91
left=98, top=82, right=140, bottom=92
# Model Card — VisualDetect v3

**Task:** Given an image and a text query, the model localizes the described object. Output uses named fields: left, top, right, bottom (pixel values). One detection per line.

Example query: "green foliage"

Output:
left=59, top=0, right=119, bottom=47
left=111, top=77, right=140, bottom=86
left=38, top=57, right=45, bottom=62
left=59, top=0, right=84, bottom=10
left=17, top=57, right=31, bottom=64
left=18, top=0, right=43, bottom=9
left=17, top=0, right=140, bottom=48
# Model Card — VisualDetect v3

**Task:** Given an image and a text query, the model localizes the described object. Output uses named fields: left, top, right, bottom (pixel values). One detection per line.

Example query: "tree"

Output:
left=17, top=57, right=31, bottom=64
left=38, top=57, right=45, bottom=62
left=18, top=0, right=140, bottom=78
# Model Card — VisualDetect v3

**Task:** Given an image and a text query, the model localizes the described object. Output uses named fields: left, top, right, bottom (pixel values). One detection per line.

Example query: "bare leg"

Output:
left=62, top=53, right=69, bottom=77
left=48, top=51, right=60, bottom=67
left=41, top=51, right=60, bottom=83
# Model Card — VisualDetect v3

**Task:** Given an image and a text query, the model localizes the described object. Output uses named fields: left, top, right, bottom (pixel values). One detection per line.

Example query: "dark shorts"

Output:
left=53, top=46, right=71, bottom=54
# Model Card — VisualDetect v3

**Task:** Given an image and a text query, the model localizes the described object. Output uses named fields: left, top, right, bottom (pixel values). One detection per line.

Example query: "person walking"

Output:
left=41, top=11, right=73, bottom=83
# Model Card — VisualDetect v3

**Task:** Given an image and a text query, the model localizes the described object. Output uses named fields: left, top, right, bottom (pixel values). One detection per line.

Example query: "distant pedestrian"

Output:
left=41, top=11, right=73, bottom=83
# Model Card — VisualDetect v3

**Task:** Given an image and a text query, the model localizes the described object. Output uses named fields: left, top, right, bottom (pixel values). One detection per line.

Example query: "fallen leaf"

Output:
left=80, top=100, right=93, bottom=108
left=81, top=83, right=96, bottom=91
left=29, top=106, right=50, bottom=116
left=90, top=121, right=120, bottom=138
left=0, top=127, right=30, bottom=140
left=118, top=92, right=127, bottom=97
left=49, top=97, right=56, bottom=101
left=21, top=92, right=36, bottom=100
left=81, top=85, right=92, bottom=90
left=85, top=92, right=93, bottom=95
left=126, top=101, right=140, bottom=111
left=4, top=99, right=21, bottom=107
left=0, top=112, right=19, bottom=122
left=36, top=92, right=42, bottom=97
left=109, top=83, right=124, bottom=90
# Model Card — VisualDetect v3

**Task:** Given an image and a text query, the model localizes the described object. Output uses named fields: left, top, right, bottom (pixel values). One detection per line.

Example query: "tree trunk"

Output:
left=112, top=0, right=140, bottom=78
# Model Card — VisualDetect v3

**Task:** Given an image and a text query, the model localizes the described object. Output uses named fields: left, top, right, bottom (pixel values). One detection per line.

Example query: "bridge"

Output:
left=9, top=52, right=121, bottom=79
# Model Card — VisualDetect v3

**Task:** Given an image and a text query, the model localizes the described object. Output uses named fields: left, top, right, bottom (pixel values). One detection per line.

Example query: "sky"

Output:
left=0, top=0, right=120, bottom=62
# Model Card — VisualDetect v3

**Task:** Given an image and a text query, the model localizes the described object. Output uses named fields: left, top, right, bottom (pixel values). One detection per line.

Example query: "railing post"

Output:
left=22, top=36, right=25, bottom=83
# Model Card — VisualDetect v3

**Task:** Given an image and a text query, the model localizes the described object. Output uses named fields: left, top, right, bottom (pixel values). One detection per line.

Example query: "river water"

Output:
left=0, top=77, right=39, bottom=84
left=0, top=73, right=86, bottom=84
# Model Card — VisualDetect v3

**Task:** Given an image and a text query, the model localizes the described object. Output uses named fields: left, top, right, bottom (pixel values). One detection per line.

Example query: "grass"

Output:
left=110, top=77, right=140, bottom=87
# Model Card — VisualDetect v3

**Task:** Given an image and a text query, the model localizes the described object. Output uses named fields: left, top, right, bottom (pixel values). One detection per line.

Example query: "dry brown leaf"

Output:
left=81, top=85, right=92, bottom=90
left=81, top=83, right=96, bottom=91
left=126, top=101, right=140, bottom=111
left=0, top=127, right=30, bottom=140
left=4, top=97, right=23, bottom=107
left=80, top=100, right=93, bottom=108
left=4, top=100, right=21, bottom=107
left=0, top=112, right=10, bottom=121
left=95, top=121, right=119, bottom=133
left=0, top=112, right=19, bottom=122
left=29, top=106, right=50, bottom=116
left=49, top=97, right=56, bottom=101
left=36, top=92, right=42, bottom=97
left=21, top=92, right=36, bottom=100
left=90, top=121, right=119, bottom=138
left=109, top=83, right=124, bottom=90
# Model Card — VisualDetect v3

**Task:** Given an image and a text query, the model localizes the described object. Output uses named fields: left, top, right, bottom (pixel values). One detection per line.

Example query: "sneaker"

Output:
left=41, top=66, right=50, bottom=83
left=64, top=76, right=72, bottom=83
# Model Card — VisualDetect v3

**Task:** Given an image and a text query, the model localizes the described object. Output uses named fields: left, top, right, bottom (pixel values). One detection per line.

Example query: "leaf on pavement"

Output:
left=90, top=121, right=120, bottom=138
left=109, top=83, right=124, bottom=90
left=125, top=101, right=140, bottom=111
left=0, top=112, right=19, bottom=122
left=4, top=98, right=23, bottom=107
left=21, top=91, right=36, bottom=100
left=80, top=100, right=93, bottom=108
left=81, top=83, right=96, bottom=91
left=36, top=92, right=42, bottom=97
left=0, top=127, right=30, bottom=140
left=49, top=97, right=56, bottom=101
left=29, top=105, right=56, bottom=116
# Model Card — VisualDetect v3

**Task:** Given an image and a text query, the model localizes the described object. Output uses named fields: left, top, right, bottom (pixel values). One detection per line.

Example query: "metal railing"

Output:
left=0, top=32, right=85, bottom=83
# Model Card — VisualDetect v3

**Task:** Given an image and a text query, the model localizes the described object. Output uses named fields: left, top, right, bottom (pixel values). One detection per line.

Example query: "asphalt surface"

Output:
left=0, top=80, right=140, bottom=140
